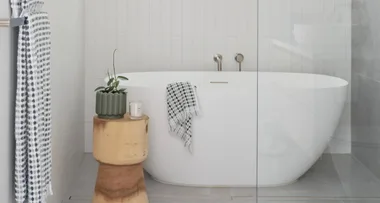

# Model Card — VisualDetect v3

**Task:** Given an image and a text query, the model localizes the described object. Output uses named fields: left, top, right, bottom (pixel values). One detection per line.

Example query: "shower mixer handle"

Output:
left=213, top=54, right=223, bottom=71
left=235, top=53, right=244, bottom=72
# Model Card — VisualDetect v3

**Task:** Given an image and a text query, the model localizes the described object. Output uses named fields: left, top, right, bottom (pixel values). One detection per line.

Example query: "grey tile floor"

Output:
left=63, top=154, right=380, bottom=203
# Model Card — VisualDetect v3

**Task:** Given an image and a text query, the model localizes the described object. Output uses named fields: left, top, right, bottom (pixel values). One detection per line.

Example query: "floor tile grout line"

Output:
left=349, top=154, right=380, bottom=183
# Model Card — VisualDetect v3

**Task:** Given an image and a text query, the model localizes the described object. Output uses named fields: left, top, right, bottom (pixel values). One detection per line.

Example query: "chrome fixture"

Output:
left=213, top=54, right=223, bottom=71
left=0, top=17, right=25, bottom=27
left=235, top=53, right=244, bottom=72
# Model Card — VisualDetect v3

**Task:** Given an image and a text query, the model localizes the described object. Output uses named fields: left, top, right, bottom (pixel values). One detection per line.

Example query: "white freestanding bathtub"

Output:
left=118, top=72, right=348, bottom=187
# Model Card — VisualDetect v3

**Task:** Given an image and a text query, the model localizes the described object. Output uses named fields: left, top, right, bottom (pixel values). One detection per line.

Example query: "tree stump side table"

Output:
left=92, top=114, right=149, bottom=203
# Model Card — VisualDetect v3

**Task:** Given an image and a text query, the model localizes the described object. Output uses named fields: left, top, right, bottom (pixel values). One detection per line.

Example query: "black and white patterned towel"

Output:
left=166, top=82, right=200, bottom=153
left=13, top=1, right=53, bottom=202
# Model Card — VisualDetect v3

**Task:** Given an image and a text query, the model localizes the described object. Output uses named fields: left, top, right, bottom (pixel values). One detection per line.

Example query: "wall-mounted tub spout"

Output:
left=213, top=54, right=223, bottom=71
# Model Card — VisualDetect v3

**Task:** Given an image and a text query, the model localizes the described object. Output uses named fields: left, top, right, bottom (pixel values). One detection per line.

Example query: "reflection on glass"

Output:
left=258, top=0, right=380, bottom=203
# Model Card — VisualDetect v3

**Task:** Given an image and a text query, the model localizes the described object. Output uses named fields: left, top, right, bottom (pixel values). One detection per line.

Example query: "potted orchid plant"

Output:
left=94, top=49, right=128, bottom=119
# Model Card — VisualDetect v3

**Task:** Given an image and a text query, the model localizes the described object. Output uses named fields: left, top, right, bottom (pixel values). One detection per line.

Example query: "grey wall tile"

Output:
left=352, top=0, right=380, bottom=180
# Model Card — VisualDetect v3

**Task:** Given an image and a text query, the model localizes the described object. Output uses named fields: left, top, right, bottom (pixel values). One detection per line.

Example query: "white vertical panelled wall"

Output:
left=44, top=0, right=85, bottom=202
left=84, top=0, right=351, bottom=154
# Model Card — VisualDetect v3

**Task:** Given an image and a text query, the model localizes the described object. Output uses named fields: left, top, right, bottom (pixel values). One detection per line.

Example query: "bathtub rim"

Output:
left=113, top=71, right=349, bottom=90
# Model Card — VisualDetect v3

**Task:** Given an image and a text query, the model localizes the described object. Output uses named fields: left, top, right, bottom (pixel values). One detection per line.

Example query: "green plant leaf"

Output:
left=119, top=88, right=127, bottom=92
left=105, top=86, right=114, bottom=92
left=117, top=76, right=129, bottom=80
left=113, top=49, right=117, bottom=78
left=107, top=70, right=111, bottom=80
left=114, top=80, right=120, bottom=89
left=94, top=86, right=105, bottom=92
left=107, top=78, right=114, bottom=86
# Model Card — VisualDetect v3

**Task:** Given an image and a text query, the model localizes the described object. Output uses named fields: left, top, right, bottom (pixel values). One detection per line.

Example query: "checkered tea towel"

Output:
left=166, top=82, right=200, bottom=153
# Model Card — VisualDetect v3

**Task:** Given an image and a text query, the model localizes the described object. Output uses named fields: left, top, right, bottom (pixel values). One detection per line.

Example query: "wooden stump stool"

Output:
left=92, top=115, right=149, bottom=203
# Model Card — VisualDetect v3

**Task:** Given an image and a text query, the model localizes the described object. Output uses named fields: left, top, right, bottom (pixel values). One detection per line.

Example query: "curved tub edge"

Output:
left=145, top=170, right=300, bottom=188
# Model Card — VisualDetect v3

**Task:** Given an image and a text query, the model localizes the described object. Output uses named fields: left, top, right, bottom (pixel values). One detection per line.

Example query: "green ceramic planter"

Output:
left=95, top=91, right=127, bottom=119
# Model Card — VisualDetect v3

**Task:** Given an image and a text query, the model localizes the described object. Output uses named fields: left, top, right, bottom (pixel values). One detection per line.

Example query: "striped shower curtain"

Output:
left=11, top=0, right=53, bottom=202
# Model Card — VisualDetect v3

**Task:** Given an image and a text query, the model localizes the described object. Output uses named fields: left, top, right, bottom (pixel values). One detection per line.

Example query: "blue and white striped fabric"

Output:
left=12, top=1, right=53, bottom=202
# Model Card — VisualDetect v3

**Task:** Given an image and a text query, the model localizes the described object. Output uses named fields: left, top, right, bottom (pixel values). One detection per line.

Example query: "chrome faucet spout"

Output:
left=213, top=54, right=223, bottom=71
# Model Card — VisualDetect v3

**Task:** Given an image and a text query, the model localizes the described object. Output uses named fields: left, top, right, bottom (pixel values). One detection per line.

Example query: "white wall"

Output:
left=84, top=0, right=351, bottom=153
left=0, top=1, right=17, bottom=202
left=44, top=0, right=85, bottom=202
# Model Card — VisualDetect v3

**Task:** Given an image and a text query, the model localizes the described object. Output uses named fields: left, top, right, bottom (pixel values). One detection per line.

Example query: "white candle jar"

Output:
left=129, top=101, right=143, bottom=119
